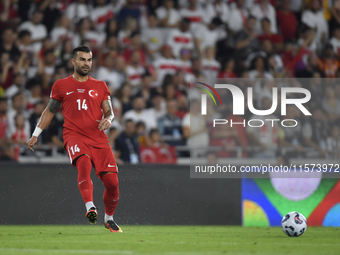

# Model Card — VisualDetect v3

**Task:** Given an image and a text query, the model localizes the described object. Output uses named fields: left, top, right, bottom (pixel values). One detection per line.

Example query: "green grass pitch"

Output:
left=0, top=225, right=339, bottom=255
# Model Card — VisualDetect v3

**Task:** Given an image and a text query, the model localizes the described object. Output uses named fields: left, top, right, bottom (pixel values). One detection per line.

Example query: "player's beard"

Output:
left=76, top=65, right=91, bottom=76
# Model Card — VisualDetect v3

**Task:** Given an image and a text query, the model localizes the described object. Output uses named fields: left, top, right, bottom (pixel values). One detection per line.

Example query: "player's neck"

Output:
left=73, top=73, right=89, bottom=82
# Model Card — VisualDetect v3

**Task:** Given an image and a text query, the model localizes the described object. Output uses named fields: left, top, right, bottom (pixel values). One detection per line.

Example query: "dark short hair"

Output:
left=18, top=30, right=31, bottom=39
left=149, top=128, right=159, bottom=137
left=72, top=45, right=91, bottom=59
left=261, top=17, right=271, bottom=24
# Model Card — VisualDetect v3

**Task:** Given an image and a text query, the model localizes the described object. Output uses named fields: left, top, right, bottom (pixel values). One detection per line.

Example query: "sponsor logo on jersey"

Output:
left=77, top=89, right=85, bottom=93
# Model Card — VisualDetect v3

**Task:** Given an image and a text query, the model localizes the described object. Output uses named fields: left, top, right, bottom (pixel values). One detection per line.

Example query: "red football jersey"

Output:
left=51, top=75, right=111, bottom=147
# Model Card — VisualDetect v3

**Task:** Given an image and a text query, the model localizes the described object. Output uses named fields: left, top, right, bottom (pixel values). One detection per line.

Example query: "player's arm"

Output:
left=97, top=99, right=114, bottom=131
left=26, top=99, right=61, bottom=152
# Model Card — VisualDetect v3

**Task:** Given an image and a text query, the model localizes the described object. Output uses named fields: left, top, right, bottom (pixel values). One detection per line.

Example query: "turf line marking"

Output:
left=0, top=248, right=133, bottom=254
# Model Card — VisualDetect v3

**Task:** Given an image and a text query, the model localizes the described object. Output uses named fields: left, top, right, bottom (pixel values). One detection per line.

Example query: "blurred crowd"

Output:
left=1, top=0, right=340, bottom=163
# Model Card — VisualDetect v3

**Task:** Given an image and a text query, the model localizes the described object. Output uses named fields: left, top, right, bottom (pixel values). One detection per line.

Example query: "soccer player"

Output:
left=26, top=45, right=122, bottom=233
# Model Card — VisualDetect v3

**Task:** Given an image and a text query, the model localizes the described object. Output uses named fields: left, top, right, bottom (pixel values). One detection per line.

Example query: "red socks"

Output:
left=76, top=156, right=93, bottom=204
left=101, top=173, right=119, bottom=216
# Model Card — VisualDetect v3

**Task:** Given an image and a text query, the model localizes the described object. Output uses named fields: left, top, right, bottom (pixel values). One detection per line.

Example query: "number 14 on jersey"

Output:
left=76, top=99, right=88, bottom=110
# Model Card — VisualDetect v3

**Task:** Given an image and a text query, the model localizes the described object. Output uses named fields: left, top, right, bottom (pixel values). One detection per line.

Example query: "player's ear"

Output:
left=71, top=57, right=75, bottom=66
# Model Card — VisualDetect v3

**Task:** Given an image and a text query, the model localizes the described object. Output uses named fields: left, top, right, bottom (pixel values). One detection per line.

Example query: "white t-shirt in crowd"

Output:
left=301, top=10, right=329, bottom=49
left=50, top=27, right=74, bottom=49
left=96, top=67, right=121, bottom=91
left=182, top=113, right=209, bottom=148
left=72, top=31, right=106, bottom=48
left=66, top=3, right=91, bottom=24
left=330, top=37, right=340, bottom=54
left=167, top=28, right=194, bottom=58
left=123, top=109, right=157, bottom=131
left=228, top=6, right=249, bottom=33
left=205, top=2, right=230, bottom=24
left=153, top=57, right=180, bottom=87
left=251, top=2, right=277, bottom=34
left=202, top=58, right=221, bottom=85
left=141, top=27, right=164, bottom=51
left=156, top=7, right=181, bottom=27
left=126, top=65, right=145, bottom=90
left=194, top=25, right=226, bottom=52
left=90, top=5, right=114, bottom=32
left=18, top=21, right=47, bottom=53
left=179, top=7, right=207, bottom=35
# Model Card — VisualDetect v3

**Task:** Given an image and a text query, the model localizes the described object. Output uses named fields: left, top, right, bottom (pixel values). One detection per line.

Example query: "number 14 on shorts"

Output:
left=70, top=144, right=80, bottom=155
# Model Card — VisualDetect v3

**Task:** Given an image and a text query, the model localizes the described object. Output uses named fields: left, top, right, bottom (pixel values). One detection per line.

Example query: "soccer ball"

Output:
left=281, top=211, right=307, bottom=237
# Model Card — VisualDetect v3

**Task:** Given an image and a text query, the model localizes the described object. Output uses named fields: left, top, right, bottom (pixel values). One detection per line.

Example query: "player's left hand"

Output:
left=96, top=118, right=111, bottom=131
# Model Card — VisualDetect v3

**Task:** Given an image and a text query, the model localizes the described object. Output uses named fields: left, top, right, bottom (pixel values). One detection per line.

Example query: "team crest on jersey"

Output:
left=89, top=89, right=99, bottom=98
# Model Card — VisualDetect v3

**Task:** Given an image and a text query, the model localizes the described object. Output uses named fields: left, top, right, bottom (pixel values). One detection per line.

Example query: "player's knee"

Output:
left=102, top=172, right=119, bottom=190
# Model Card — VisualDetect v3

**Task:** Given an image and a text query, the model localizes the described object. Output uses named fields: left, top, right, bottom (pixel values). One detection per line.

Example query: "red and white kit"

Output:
left=51, top=75, right=117, bottom=176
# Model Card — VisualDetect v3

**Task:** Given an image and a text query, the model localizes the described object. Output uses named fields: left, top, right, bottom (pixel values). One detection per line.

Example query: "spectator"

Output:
left=0, top=144, right=16, bottom=162
left=0, top=0, right=20, bottom=30
left=0, top=28, right=20, bottom=61
left=177, top=48, right=194, bottom=83
left=118, top=83, right=133, bottom=115
left=182, top=99, right=209, bottom=148
left=110, top=0, right=125, bottom=15
left=153, top=45, right=179, bottom=87
left=72, top=17, right=106, bottom=49
left=156, top=0, right=181, bottom=28
left=10, top=113, right=29, bottom=160
left=28, top=101, right=49, bottom=145
left=114, top=119, right=140, bottom=164
left=206, top=151, right=218, bottom=164
left=49, top=112, right=65, bottom=153
left=91, top=0, right=114, bottom=33
left=123, top=96, right=157, bottom=131
left=105, top=19, right=119, bottom=38
left=322, top=86, right=340, bottom=122
left=135, top=74, right=154, bottom=108
left=218, top=58, right=237, bottom=79
left=318, top=44, right=340, bottom=78
left=205, top=0, right=230, bottom=25
left=167, top=18, right=194, bottom=58
left=118, top=0, right=140, bottom=24
left=5, top=73, right=27, bottom=100
left=276, top=0, right=298, bottom=41
left=330, top=0, right=340, bottom=33
left=115, top=55, right=127, bottom=88
left=158, top=100, right=184, bottom=146
left=147, top=92, right=166, bottom=120
left=149, top=128, right=168, bottom=148
left=302, top=108, right=328, bottom=158
left=142, top=13, right=164, bottom=60
left=179, top=0, right=206, bottom=34
left=278, top=105, right=303, bottom=157
left=96, top=53, right=120, bottom=93
left=202, top=46, right=221, bottom=85
left=7, top=92, right=29, bottom=137
left=295, top=53, right=321, bottom=78
left=38, top=0, right=62, bottom=33
left=38, top=49, right=56, bottom=90
left=228, top=0, right=249, bottom=34
left=176, top=94, right=188, bottom=119
left=117, top=16, right=138, bottom=47
left=50, top=15, right=73, bottom=51
left=235, top=15, right=260, bottom=60
left=18, top=10, right=48, bottom=53
left=194, top=17, right=226, bottom=58
left=66, top=0, right=91, bottom=25
left=257, top=18, right=283, bottom=53
left=0, top=52, right=15, bottom=90
left=126, top=50, right=145, bottom=93
left=247, top=97, right=278, bottom=158
left=329, top=26, right=340, bottom=59
left=123, top=31, right=147, bottom=66
left=251, top=0, right=277, bottom=34
left=301, top=0, right=329, bottom=50
left=0, top=97, right=8, bottom=147
left=327, top=125, right=340, bottom=159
